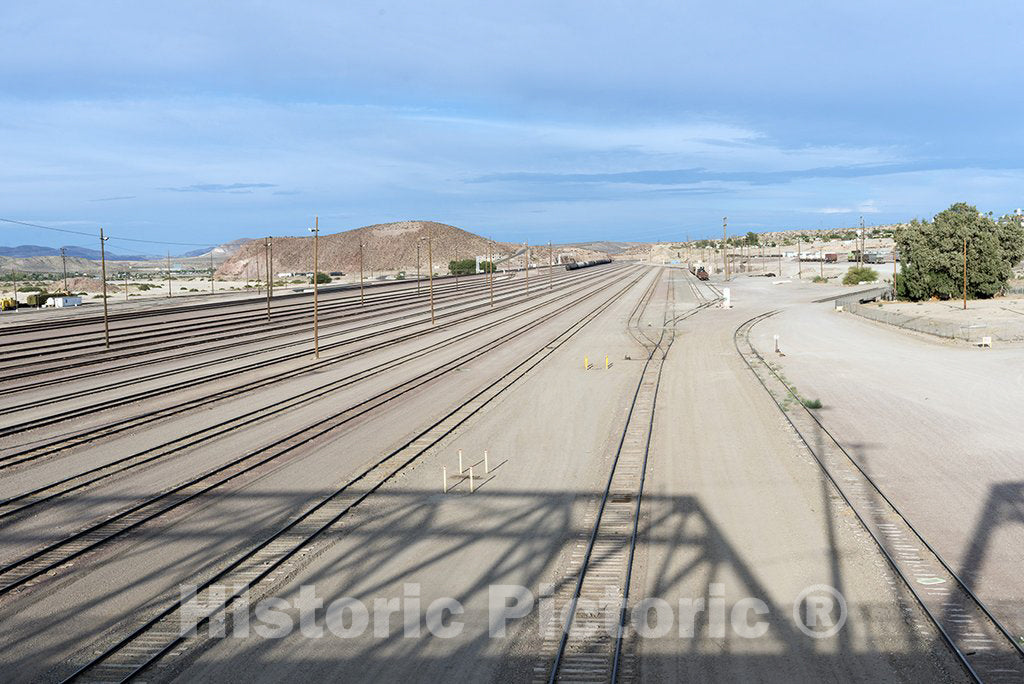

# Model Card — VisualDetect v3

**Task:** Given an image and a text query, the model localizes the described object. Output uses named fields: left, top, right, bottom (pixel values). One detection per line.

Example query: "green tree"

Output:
left=448, top=258, right=478, bottom=276
left=745, top=231, right=759, bottom=245
left=313, top=272, right=332, bottom=284
left=895, top=203, right=1024, bottom=300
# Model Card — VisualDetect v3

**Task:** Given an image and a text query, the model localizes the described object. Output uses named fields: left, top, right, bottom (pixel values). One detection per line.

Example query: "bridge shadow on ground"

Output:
left=0, top=484, right=971, bottom=683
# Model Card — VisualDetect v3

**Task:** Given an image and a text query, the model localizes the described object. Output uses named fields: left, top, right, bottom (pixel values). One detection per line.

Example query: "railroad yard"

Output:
left=0, top=261, right=1020, bottom=683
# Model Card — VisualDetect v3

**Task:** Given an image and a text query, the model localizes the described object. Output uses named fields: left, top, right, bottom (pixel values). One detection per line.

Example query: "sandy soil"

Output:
left=747, top=286, right=1024, bottom=645
left=862, top=296, right=1024, bottom=342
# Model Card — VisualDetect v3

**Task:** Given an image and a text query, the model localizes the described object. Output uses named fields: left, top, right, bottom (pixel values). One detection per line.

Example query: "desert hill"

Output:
left=217, top=221, right=521, bottom=277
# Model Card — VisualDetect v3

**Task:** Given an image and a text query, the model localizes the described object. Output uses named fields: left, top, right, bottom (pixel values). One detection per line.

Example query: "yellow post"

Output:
left=605, top=355, right=609, bottom=370
left=584, top=356, right=589, bottom=370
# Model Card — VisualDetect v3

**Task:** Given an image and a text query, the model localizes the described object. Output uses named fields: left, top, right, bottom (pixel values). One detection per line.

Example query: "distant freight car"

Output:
left=43, top=296, right=82, bottom=308
left=564, top=258, right=612, bottom=271
left=864, top=251, right=892, bottom=264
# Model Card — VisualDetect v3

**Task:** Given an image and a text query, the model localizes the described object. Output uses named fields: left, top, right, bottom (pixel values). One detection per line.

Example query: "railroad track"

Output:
left=0, top=268, right=638, bottom=531
left=535, top=271, right=713, bottom=683
left=0, top=268, right=646, bottom=599
left=735, top=310, right=1024, bottom=684
left=0, top=264, right=620, bottom=414
left=0, top=276, right=429, bottom=359
left=0, top=268, right=500, bottom=339
left=0, top=265, right=601, bottom=380
left=666, top=269, right=721, bottom=327
left=49, top=265, right=650, bottom=683
left=0, top=266, right=630, bottom=456
left=624, top=268, right=663, bottom=351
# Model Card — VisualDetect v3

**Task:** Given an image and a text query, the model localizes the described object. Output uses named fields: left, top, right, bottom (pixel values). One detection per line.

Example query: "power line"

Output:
left=0, top=217, right=215, bottom=248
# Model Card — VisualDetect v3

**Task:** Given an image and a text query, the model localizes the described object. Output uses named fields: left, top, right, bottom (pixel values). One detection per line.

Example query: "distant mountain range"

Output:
left=559, top=241, right=650, bottom=255
left=179, top=239, right=253, bottom=259
left=0, top=239, right=253, bottom=261
left=0, top=244, right=155, bottom=260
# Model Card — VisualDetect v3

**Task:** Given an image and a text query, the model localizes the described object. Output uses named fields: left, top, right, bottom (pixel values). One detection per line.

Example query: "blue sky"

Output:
left=1, top=1, right=1022, bottom=251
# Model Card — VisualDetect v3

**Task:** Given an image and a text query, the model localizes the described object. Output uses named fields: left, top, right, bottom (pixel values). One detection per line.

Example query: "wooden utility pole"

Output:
left=549, top=241, right=553, bottom=289
left=488, top=241, right=494, bottom=307
left=797, top=237, right=802, bottom=279
left=359, top=241, right=365, bottom=305
left=963, top=235, right=968, bottom=310
left=859, top=215, right=865, bottom=266
left=416, top=240, right=421, bottom=294
left=125, top=268, right=129, bottom=302
left=166, top=251, right=172, bottom=297
left=428, top=226, right=435, bottom=325
left=60, top=247, right=68, bottom=292
left=210, top=252, right=215, bottom=294
left=264, top=237, right=272, bottom=322
left=723, top=217, right=729, bottom=280
left=525, top=241, right=529, bottom=294
left=100, top=229, right=110, bottom=349
left=311, top=217, right=320, bottom=358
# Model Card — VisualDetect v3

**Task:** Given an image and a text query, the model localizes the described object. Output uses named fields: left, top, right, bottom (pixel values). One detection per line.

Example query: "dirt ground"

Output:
left=861, top=296, right=1024, bottom=343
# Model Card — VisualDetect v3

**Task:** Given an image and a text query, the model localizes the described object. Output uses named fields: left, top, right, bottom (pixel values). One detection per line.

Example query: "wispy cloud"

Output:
left=813, top=201, right=881, bottom=215
left=473, top=164, right=920, bottom=187
left=162, top=183, right=277, bottom=194
left=89, top=195, right=136, bottom=202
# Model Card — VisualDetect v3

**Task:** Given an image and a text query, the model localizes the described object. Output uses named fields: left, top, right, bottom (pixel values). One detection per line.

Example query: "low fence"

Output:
left=838, top=291, right=1024, bottom=343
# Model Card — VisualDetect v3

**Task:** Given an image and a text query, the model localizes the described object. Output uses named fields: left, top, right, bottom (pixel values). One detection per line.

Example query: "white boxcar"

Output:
left=45, top=296, right=82, bottom=308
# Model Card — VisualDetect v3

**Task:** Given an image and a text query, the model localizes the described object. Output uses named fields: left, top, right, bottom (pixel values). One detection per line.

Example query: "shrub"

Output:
left=844, top=266, right=878, bottom=285
left=812, top=275, right=827, bottom=283
left=313, top=272, right=332, bottom=284
left=449, top=259, right=477, bottom=276
left=802, top=398, right=823, bottom=409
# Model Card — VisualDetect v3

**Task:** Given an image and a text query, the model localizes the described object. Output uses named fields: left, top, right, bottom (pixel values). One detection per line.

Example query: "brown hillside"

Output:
left=217, top=221, right=522, bottom=278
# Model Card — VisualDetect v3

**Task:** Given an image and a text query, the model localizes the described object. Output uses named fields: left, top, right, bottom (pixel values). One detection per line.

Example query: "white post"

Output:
left=443, top=466, right=448, bottom=494
left=458, top=449, right=464, bottom=474
left=469, top=467, right=475, bottom=493
left=722, top=287, right=732, bottom=309
left=484, top=450, right=489, bottom=474
left=773, top=334, right=780, bottom=353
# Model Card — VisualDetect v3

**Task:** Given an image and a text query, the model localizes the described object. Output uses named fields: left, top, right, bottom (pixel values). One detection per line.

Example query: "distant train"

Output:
left=689, top=264, right=710, bottom=281
left=565, top=258, right=612, bottom=271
